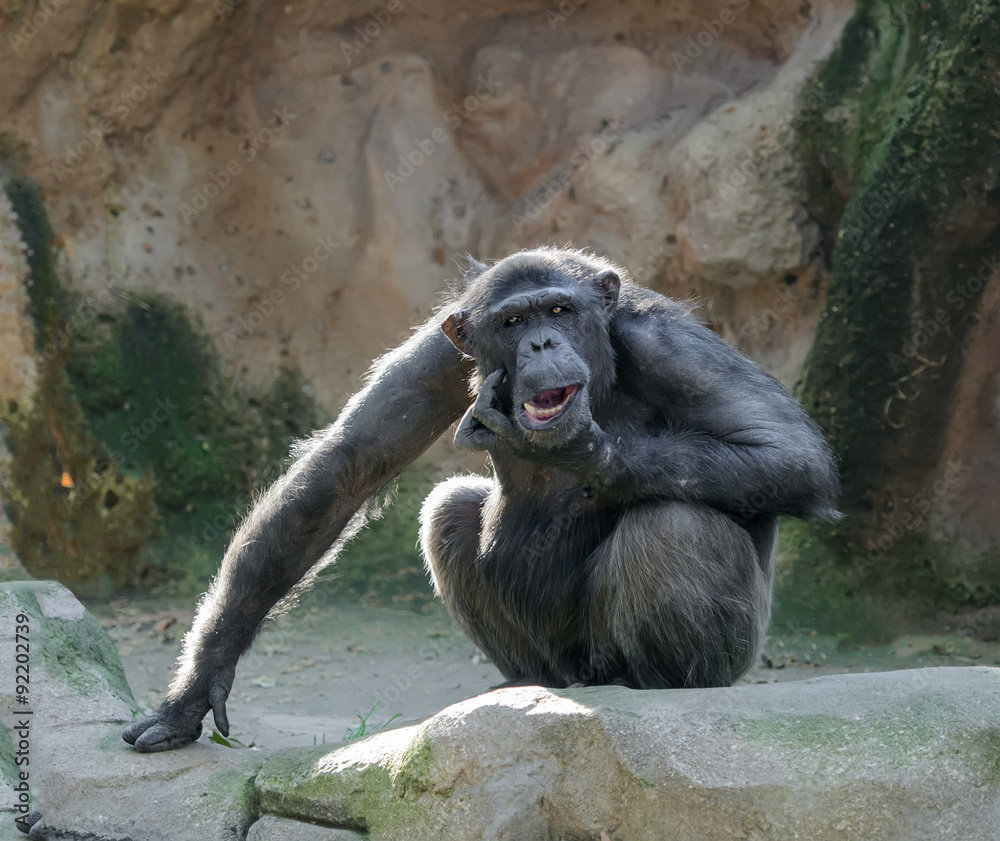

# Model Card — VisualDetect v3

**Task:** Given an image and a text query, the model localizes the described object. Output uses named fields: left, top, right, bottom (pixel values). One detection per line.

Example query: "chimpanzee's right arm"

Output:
left=123, top=321, right=472, bottom=751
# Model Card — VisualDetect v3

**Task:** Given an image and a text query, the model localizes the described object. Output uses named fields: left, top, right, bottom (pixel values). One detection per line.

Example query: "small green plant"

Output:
left=208, top=731, right=256, bottom=749
left=343, top=701, right=401, bottom=741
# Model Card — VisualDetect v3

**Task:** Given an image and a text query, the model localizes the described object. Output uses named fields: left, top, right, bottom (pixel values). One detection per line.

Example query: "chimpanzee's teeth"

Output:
left=524, top=390, right=574, bottom=421
left=524, top=402, right=564, bottom=420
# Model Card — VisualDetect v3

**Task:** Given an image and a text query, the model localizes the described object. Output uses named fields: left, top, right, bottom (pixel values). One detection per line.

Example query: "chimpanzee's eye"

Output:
left=551, top=306, right=564, bottom=314
left=506, top=315, right=524, bottom=325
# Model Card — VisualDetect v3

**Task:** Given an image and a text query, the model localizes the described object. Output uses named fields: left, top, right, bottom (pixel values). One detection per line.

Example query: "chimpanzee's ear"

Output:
left=450, top=255, right=487, bottom=294
left=594, top=269, right=621, bottom=309
left=442, top=309, right=472, bottom=354
left=463, top=255, right=488, bottom=278
left=445, top=256, right=487, bottom=302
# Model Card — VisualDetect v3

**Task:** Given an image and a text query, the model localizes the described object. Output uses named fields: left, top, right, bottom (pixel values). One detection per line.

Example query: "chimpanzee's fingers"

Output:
left=455, top=404, right=496, bottom=451
left=132, top=721, right=203, bottom=753
left=122, top=715, right=159, bottom=745
left=14, top=808, right=42, bottom=836
left=471, top=375, right=516, bottom=437
left=484, top=368, right=507, bottom=391
left=474, top=405, right=516, bottom=436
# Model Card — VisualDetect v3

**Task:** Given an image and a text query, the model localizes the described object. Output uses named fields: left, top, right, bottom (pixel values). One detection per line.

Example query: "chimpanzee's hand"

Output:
left=455, top=369, right=518, bottom=451
left=122, top=664, right=235, bottom=752
left=538, top=417, right=611, bottom=475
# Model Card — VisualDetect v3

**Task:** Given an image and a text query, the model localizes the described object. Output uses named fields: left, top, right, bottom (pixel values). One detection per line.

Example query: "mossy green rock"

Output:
left=792, top=0, right=1000, bottom=621
left=0, top=580, right=139, bottom=727
left=0, top=580, right=262, bottom=840
left=256, top=668, right=1000, bottom=841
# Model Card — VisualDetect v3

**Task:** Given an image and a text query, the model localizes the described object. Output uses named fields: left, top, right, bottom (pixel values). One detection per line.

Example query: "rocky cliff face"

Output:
left=0, top=0, right=849, bottom=402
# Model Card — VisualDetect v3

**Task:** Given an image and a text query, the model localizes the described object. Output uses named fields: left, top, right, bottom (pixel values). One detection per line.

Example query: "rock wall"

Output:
left=0, top=0, right=855, bottom=592
left=0, top=0, right=851, bottom=404
left=789, top=0, right=1000, bottom=636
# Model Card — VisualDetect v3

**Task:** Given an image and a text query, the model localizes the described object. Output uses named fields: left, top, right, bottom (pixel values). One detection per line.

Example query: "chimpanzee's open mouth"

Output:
left=520, top=384, right=581, bottom=430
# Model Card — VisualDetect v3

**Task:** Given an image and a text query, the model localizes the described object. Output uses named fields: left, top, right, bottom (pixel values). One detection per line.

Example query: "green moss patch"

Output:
left=256, top=732, right=439, bottom=836
left=4, top=581, right=140, bottom=714
left=0, top=175, right=324, bottom=596
left=0, top=724, right=17, bottom=789
left=790, top=0, right=1000, bottom=629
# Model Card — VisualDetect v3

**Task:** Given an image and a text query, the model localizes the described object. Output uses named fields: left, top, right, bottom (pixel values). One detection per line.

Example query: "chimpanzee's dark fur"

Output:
left=123, top=247, right=838, bottom=752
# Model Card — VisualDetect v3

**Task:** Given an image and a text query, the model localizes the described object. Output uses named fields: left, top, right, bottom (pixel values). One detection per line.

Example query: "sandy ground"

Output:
left=86, top=592, right=1000, bottom=751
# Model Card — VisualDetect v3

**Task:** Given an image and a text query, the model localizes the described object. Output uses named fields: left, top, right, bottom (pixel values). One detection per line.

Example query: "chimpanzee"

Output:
left=123, top=247, right=838, bottom=752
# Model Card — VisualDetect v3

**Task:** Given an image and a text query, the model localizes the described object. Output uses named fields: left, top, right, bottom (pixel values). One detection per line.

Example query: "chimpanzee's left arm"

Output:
left=123, top=322, right=472, bottom=751
left=571, top=296, right=839, bottom=519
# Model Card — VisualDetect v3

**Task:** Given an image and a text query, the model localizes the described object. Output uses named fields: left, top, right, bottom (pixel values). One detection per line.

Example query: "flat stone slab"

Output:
left=0, top=582, right=262, bottom=841
left=256, top=667, right=1000, bottom=841
left=3, top=581, right=1000, bottom=840
left=246, top=816, right=364, bottom=841
left=19, top=723, right=262, bottom=841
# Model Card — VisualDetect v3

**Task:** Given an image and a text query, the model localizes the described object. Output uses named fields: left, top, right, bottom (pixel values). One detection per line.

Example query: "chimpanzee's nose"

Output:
left=529, top=327, right=560, bottom=352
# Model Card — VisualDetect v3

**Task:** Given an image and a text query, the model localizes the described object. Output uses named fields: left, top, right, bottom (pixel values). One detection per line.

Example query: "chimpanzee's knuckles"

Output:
left=122, top=715, right=159, bottom=745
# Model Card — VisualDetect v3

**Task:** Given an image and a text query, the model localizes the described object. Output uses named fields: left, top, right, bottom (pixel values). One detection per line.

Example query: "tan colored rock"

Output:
left=0, top=189, right=36, bottom=403
left=0, top=0, right=843, bottom=413
left=663, top=18, right=845, bottom=289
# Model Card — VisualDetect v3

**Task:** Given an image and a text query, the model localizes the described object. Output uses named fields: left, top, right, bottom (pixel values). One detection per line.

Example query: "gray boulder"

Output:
left=3, top=581, right=999, bottom=840
left=0, top=581, right=261, bottom=841
left=245, top=816, right=363, bottom=841
left=256, top=668, right=1000, bottom=841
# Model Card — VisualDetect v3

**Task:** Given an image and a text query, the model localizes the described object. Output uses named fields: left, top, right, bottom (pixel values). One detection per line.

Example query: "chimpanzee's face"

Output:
left=442, top=255, right=620, bottom=448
